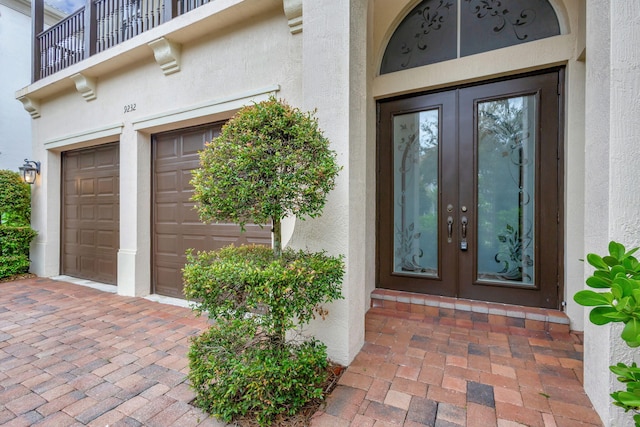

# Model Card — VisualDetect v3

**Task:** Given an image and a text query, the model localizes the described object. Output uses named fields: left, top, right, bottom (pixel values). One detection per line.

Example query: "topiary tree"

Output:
left=190, top=96, right=341, bottom=258
left=183, top=97, right=344, bottom=426
left=0, top=170, right=37, bottom=279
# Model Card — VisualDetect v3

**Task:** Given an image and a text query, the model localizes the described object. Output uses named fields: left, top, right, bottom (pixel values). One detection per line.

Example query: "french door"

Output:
left=377, top=70, right=562, bottom=309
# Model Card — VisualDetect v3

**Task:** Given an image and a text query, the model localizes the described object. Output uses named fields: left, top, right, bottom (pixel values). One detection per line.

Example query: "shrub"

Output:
left=0, top=170, right=32, bottom=226
left=188, top=320, right=328, bottom=426
left=183, top=245, right=344, bottom=339
left=191, top=96, right=340, bottom=257
left=574, top=241, right=640, bottom=425
left=0, top=171, right=36, bottom=279
left=184, top=98, right=344, bottom=425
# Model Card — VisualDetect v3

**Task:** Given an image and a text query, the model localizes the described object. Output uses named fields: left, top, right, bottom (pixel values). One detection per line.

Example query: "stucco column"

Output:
left=116, top=128, right=151, bottom=297
left=584, top=1, right=640, bottom=426
left=288, top=0, right=368, bottom=366
left=30, top=141, right=62, bottom=278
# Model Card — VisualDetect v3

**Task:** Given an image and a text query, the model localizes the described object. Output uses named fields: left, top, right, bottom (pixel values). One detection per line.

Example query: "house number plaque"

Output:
left=123, top=104, right=137, bottom=113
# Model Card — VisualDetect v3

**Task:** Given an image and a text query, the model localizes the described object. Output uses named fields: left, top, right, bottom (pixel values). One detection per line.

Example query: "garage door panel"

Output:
left=62, top=143, right=119, bottom=284
left=182, top=136, right=205, bottom=156
left=80, top=178, right=95, bottom=195
left=96, top=204, right=115, bottom=221
left=79, top=153, right=95, bottom=169
left=152, top=123, right=271, bottom=298
left=97, top=177, right=116, bottom=195
left=156, top=203, right=178, bottom=223
left=156, top=171, right=179, bottom=193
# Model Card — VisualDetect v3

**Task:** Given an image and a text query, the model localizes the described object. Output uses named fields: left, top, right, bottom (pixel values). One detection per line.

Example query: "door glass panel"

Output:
left=393, top=109, right=439, bottom=276
left=476, top=95, right=535, bottom=285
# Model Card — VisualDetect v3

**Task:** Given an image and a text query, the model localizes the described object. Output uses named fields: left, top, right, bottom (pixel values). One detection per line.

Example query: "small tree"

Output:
left=0, top=170, right=37, bottom=279
left=184, top=97, right=344, bottom=426
left=191, top=96, right=340, bottom=257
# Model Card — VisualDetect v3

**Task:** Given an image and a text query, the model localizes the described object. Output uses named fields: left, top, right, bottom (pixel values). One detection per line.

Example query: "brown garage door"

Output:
left=152, top=123, right=272, bottom=298
left=62, top=143, right=120, bottom=284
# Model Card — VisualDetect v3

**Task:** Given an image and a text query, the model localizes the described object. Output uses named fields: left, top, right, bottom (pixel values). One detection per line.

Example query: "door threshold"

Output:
left=371, top=288, right=571, bottom=335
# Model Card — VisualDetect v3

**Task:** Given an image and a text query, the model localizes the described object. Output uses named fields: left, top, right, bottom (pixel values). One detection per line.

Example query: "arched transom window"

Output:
left=381, top=0, right=561, bottom=74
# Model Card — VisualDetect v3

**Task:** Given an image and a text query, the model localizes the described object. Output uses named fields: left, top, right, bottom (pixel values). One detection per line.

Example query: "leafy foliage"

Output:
left=0, top=171, right=36, bottom=279
left=0, top=170, right=31, bottom=226
left=574, top=241, right=640, bottom=424
left=183, top=245, right=344, bottom=339
left=188, top=320, right=328, bottom=426
left=184, top=98, right=344, bottom=425
left=190, top=96, right=341, bottom=256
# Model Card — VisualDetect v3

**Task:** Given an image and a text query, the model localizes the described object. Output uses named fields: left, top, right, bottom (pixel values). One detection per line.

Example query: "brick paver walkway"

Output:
left=0, top=277, right=603, bottom=426
left=0, top=277, right=223, bottom=426
left=311, top=306, right=604, bottom=427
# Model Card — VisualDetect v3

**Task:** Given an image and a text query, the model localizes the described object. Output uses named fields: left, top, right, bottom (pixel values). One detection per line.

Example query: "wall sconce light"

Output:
left=19, top=159, right=40, bottom=185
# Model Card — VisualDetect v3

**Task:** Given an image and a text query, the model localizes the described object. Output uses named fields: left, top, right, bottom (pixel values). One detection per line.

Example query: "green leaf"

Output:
left=622, top=319, right=640, bottom=345
left=574, top=290, right=612, bottom=307
left=604, top=256, right=621, bottom=267
left=612, top=283, right=623, bottom=300
left=612, top=265, right=627, bottom=278
left=610, top=241, right=625, bottom=259
left=613, top=391, right=640, bottom=409
left=589, top=306, right=618, bottom=325
left=587, top=253, right=609, bottom=270
left=586, top=275, right=612, bottom=289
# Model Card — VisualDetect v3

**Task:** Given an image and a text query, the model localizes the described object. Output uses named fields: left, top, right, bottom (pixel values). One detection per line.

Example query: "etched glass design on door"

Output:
left=393, top=109, right=439, bottom=276
left=476, top=95, right=535, bottom=285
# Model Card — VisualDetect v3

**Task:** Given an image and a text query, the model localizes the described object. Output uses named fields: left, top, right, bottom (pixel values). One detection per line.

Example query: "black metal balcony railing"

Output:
left=33, top=0, right=212, bottom=81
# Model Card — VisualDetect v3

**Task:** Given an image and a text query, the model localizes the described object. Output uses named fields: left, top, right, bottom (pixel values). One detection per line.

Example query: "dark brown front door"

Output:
left=152, top=123, right=272, bottom=298
left=62, top=143, right=120, bottom=284
left=378, top=70, right=562, bottom=308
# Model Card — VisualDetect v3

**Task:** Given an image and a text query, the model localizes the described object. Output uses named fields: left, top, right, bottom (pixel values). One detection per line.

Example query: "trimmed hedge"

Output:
left=0, top=170, right=37, bottom=279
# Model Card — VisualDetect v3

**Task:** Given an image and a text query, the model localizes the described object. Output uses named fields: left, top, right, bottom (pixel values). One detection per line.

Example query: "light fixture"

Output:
left=19, top=159, right=40, bottom=185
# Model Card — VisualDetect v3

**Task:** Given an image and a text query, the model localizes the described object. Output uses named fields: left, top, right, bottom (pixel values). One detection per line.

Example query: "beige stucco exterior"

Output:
left=16, top=0, right=640, bottom=424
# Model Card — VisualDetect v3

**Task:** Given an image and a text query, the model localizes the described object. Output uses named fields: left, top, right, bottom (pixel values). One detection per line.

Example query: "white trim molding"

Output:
left=44, top=123, right=124, bottom=150
left=132, top=84, right=280, bottom=132
left=283, top=0, right=302, bottom=34
left=148, top=37, right=182, bottom=76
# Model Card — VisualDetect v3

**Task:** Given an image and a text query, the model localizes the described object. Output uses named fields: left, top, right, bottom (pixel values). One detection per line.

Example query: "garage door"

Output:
left=152, top=123, right=272, bottom=298
left=62, top=143, right=120, bottom=284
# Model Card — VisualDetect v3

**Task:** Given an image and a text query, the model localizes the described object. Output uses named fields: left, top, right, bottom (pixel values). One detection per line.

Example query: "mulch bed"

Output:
left=0, top=273, right=37, bottom=283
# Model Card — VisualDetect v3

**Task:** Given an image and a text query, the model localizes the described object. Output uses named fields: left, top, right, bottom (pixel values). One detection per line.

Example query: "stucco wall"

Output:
left=0, top=3, right=32, bottom=171
left=584, top=2, right=640, bottom=425
left=25, top=0, right=370, bottom=365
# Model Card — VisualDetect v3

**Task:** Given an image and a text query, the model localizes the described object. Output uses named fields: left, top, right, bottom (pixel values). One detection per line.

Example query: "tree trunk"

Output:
left=273, top=219, right=282, bottom=258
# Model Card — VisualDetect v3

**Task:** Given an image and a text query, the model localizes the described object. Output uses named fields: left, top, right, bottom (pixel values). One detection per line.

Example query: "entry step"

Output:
left=371, top=288, right=571, bottom=335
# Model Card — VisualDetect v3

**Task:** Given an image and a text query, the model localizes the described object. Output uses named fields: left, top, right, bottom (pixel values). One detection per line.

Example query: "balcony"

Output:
left=32, top=0, right=213, bottom=82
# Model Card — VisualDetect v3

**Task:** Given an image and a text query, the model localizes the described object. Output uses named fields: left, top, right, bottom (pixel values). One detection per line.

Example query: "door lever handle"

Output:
left=447, top=216, right=454, bottom=243
left=460, top=216, right=468, bottom=251
left=461, top=216, right=468, bottom=238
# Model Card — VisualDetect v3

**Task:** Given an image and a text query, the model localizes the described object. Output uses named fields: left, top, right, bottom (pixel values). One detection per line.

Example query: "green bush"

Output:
left=574, top=241, right=640, bottom=425
left=0, top=171, right=36, bottom=279
left=183, top=245, right=344, bottom=338
left=191, top=96, right=340, bottom=257
left=184, top=98, right=344, bottom=425
left=188, top=320, right=328, bottom=426
left=0, top=170, right=32, bottom=226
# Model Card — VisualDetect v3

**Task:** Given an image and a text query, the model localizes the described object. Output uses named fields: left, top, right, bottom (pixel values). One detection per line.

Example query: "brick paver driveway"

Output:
left=0, top=277, right=224, bottom=426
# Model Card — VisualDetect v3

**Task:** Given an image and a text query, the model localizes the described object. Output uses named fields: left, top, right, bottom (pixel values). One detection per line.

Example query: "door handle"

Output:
left=461, top=216, right=468, bottom=238
left=460, top=216, right=468, bottom=251
left=447, top=216, right=454, bottom=243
